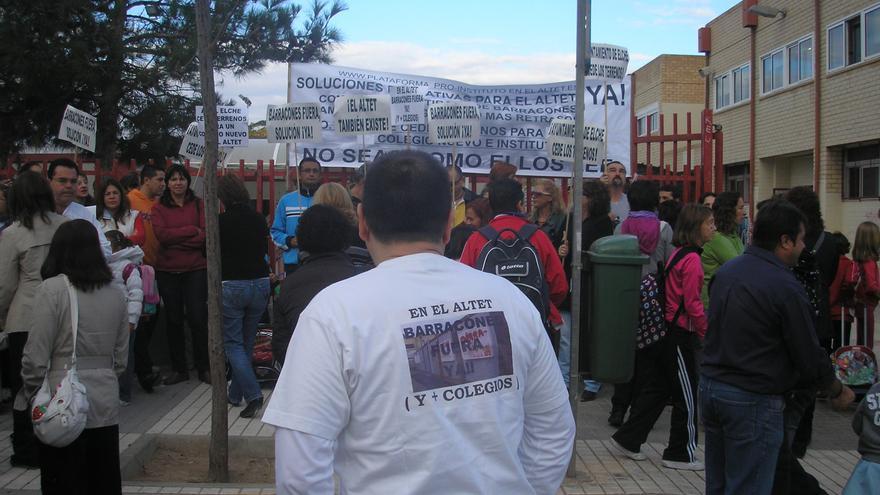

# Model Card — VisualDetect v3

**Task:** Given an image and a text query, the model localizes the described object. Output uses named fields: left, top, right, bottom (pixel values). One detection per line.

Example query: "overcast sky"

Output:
left=215, top=0, right=736, bottom=122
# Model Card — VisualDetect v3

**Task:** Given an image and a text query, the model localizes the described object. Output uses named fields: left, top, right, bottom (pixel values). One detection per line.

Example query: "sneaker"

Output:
left=163, top=372, right=189, bottom=386
left=240, top=397, right=264, bottom=419
left=608, top=408, right=625, bottom=427
left=662, top=459, right=704, bottom=471
left=610, top=438, right=646, bottom=461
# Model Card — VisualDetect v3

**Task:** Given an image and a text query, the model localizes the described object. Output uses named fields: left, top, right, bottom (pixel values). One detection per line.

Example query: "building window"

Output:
left=787, top=37, right=813, bottom=83
left=828, top=4, right=880, bottom=71
left=637, top=112, right=659, bottom=136
left=725, top=162, right=750, bottom=204
left=714, top=63, right=749, bottom=110
left=761, top=49, right=784, bottom=93
left=844, top=144, right=880, bottom=199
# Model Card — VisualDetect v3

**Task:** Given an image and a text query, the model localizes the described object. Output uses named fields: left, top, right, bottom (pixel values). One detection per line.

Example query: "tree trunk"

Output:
left=194, top=0, right=229, bottom=482
left=95, top=0, right=128, bottom=168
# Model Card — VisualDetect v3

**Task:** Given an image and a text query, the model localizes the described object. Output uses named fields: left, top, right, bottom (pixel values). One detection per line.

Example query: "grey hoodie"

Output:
left=853, top=382, right=880, bottom=464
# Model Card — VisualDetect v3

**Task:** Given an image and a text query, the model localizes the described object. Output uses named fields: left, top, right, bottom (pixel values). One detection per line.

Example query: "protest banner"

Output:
left=427, top=101, right=481, bottom=144
left=587, top=44, right=629, bottom=81
left=266, top=103, right=322, bottom=143
left=546, top=119, right=606, bottom=165
left=332, top=95, right=392, bottom=136
left=179, top=122, right=229, bottom=163
left=196, top=105, right=249, bottom=147
left=58, top=105, right=97, bottom=152
left=388, top=85, right=426, bottom=125
left=289, top=63, right=629, bottom=177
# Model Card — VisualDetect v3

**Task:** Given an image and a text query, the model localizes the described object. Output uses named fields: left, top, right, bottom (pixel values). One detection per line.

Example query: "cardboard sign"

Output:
left=58, top=105, right=97, bottom=152
left=427, top=101, right=481, bottom=144
left=195, top=105, right=249, bottom=147
left=546, top=118, right=606, bottom=164
left=587, top=43, right=630, bottom=81
left=266, top=103, right=322, bottom=143
left=332, top=95, right=392, bottom=136
left=388, top=85, right=426, bottom=125
left=178, top=122, right=228, bottom=163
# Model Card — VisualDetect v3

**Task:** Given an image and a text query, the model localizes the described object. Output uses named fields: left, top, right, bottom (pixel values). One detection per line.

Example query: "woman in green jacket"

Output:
left=701, top=191, right=745, bottom=308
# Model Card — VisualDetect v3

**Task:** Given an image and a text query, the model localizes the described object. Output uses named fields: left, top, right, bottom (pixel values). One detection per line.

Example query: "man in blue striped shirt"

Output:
left=271, top=158, right=322, bottom=273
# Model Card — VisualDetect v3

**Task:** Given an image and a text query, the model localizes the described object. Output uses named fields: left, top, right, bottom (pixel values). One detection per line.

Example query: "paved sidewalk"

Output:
left=0, top=377, right=862, bottom=494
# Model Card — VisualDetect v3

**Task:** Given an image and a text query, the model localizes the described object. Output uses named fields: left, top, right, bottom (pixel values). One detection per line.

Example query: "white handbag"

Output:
left=31, top=275, right=90, bottom=448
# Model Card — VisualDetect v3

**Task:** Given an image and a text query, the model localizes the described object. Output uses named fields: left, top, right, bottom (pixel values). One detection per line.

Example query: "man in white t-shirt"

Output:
left=263, top=150, right=575, bottom=495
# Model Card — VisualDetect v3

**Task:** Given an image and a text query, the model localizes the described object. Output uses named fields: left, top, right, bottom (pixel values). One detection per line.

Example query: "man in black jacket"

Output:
left=273, top=205, right=361, bottom=366
left=700, top=199, right=854, bottom=495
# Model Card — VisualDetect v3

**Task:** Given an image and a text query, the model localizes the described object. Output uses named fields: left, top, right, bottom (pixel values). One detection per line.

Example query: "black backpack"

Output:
left=475, top=224, right=552, bottom=330
left=636, top=246, right=698, bottom=349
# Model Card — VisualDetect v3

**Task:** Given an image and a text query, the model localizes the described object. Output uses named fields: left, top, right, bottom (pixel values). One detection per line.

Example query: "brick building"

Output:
left=699, top=0, right=880, bottom=238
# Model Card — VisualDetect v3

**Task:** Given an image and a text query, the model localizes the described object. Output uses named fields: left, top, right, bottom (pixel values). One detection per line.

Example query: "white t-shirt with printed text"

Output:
left=263, top=253, right=570, bottom=494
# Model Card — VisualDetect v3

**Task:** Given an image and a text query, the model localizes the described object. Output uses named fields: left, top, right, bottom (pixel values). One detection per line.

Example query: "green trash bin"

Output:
left=586, top=235, right=648, bottom=383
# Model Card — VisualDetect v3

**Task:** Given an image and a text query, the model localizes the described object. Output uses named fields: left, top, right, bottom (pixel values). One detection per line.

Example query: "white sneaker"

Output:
left=610, top=438, right=647, bottom=461
left=662, top=459, right=704, bottom=471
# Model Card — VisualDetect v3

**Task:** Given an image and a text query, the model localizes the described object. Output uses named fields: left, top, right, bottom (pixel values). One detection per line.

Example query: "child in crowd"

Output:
left=842, top=381, right=880, bottom=494
left=105, top=230, right=145, bottom=404
left=853, top=222, right=880, bottom=349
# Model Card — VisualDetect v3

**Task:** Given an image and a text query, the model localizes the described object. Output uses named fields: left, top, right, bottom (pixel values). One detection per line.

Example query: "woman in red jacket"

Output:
left=853, top=222, right=880, bottom=349
left=612, top=203, right=715, bottom=471
left=151, top=165, right=209, bottom=385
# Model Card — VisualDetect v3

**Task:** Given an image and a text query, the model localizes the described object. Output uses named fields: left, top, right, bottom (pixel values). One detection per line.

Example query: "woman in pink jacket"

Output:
left=612, top=203, right=715, bottom=471
left=853, top=222, right=880, bottom=348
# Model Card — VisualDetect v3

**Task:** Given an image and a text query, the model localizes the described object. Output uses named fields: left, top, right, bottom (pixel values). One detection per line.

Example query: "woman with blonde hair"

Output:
left=529, top=179, right=566, bottom=249
left=852, top=221, right=880, bottom=348
left=312, top=182, right=371, bottom=266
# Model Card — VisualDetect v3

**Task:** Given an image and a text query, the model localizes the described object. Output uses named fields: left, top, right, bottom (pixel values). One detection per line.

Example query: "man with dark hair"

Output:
left=47, top=158, right=111, bottom=258
left=273, top=204, right=359, bottom=366
left=127, top=164, right=165, bottom=393
left=348, top=163, right=366, bottom=209
left=263, top=151, right=574, bottom=494
left=700, top=199, right=854, bottom=495
left=448, top=164, right=478, bottom=227
left=271, top=158, right=322, bottom=273
left=459, top=178, right=568, bottom=349
left=601, top=161, right=629, bottom=224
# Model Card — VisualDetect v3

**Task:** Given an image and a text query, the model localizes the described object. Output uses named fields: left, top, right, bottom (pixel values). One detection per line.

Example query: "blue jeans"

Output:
left=222, top=278, right=270, bottom=404
left=700, top=375, right=784, bottom=495
left=559, top=310, right=600, bottom=392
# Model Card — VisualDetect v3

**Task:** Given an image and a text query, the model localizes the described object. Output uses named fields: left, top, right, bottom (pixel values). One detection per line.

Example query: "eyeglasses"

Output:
left=529, top=191, right=551, bottom=197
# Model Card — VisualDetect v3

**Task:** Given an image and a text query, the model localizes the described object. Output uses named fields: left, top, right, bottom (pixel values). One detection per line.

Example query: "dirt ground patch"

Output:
left=132, top=441, right=274, bottom=483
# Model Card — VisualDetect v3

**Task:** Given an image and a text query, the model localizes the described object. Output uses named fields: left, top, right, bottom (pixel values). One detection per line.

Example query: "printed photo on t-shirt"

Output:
left=402, top=311, right=513, bottom=393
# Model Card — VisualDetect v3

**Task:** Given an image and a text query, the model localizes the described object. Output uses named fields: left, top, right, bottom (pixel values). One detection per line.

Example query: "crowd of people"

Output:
left=0, top=153, right=878, bottom=494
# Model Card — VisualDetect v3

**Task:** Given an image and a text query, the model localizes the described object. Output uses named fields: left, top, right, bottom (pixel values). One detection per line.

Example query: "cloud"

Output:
left=632, top=0, right=716, bottom=27
left=214, top=40, right=658, bottom=122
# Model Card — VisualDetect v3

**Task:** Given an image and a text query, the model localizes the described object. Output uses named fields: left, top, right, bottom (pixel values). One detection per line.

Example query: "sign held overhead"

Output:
left=388, top=85, right=426, bottom=125
left=179, top=122, right=228, bottom=163
left=58, top=105, right=97, bottom=152
left=196, top=105, right=249, bottom=148
left=266, top=103, right=322, bottom=143
left=427, top=101, right=481, bottom=144
left=546, top=118, right=606, bottom=164
left=332, top=95, right=392, bottom=136
left=587, top=43, right=629, bottom=81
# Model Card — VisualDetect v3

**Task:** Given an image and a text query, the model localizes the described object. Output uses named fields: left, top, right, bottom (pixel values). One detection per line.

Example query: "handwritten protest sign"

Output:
left=388, top=85, right=426, bottom=125
left=546, top=118, right=606, bottom=164
left=587, top=44, right=630, bottom=81
left=289, top=63, right=629, bottom=177
left=427, top=101, right=481, bottom=144
left=196, top=105, right=249, bottom=147
left=332, top=95, right=392, bottom=136
left=58, top=105, right=97, bottom=152
left=178, top=122, right=229, bottom=163
left=266, top=103, right=322, bottom=143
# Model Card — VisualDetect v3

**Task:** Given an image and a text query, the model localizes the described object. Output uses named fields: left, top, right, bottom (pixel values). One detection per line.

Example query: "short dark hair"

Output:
left=488, top=161, right=517, bottom=182
left=658, top=199, right=682, bottom=228
left=363, top=151, right=451, bottom=244
left=41, top=219, right=113, bottom=292
left=217, top=174, right=250, bottom=207
left=466, top=198, right=493, bottom=226
left=47, top=158, right=79, bottom=180
left=159, top=164, right=194, bottom=207
left=660, top=183, right=681, bottom=200
left=602, top=160, right=626, bottom=173
left=19, top=161, right=43, bottom=176
left=752, top=199, right=806, bottom=252
left=105, top=229, right=134, bottom=252
left=95, top=178, right=131, bottom=225
left=713, top=191, right=742, bottom=235
left=673, top=203, right=713, bottom=247
left=831, top=231, right=850, bottom=256
left=785, top=186, right=824, bottom=237
left=699, top=191, right=717, bottom=204
left=583, top=180, right=611, bottom=218
left=8, top=171, right=55, bottom=230
left=487, top=178, right=524, bottom=213
left=140, top=164, right=163, bottom=184
left=297, top=204, right=351, bottom=254
left=299, top=158, right=321, bottom=169
left=628, top=180, right=660, bottom=212
left=120, top=173, right=140, bottom=192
